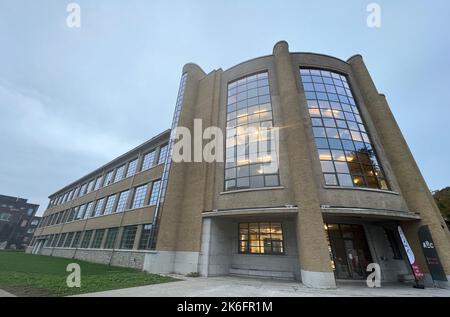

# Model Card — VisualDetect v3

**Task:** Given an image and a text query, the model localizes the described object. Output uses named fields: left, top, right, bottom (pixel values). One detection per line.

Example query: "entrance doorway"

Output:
left=325, top=223, right=373, bottom=280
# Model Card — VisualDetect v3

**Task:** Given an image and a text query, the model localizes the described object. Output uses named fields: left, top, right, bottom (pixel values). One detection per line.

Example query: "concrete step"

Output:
left=229, top=268, right=295, bottom=280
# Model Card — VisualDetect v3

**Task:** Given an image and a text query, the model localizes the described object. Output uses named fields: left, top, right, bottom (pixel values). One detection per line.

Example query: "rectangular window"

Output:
left=148, top=180, right=161, bottom=205
left=141, top=150, right=156, bottom=171
left=103, top=170, right=113, bottom=187
left=131, top=184, right=148, bottom=209
left=57, top=233, right=67, bottom=247
left=80, top=183, right=88, bottom=196
left=91, top=229, right=105, bottom=248
left=71, top=232, right=82, bottom=248
left=64, top=232, right=75, bottom=248
left=104, top=228, right=119, bottom=249
left=120, top=225, right=137, bottom=249
left=80, top=230, right=93, bottom=248
left=85, top=202, right=95, bottom=218
left=114, top=165, right=126, bottom=183
left=138, top=224, right=153, bottom=250
left=115, top=190, right=130, bottom=213
left=74, top=186, right=81, bottom=198
left=158, top=144, right=169, bottom=164
left=238, top=222, right=284, bottom=255
left=225, top=72, right=280, bottom=191
left=300, top=68, right=389, bottom=190
left=76, top=204, right=86, bottom=220
left=103, top=194, right=116, bottom=215
left=93, top=198, right=105, bottom=217
left=87, top=179, right=96, bottom=192
left=94, top=176, right=103, bottom=191
left=126, top=158, right=138, bottom=177
left=45, top=234, right=54, bottom=247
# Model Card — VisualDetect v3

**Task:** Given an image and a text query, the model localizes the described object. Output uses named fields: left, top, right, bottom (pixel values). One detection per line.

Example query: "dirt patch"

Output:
left=2, top=286, right=51, bottom=297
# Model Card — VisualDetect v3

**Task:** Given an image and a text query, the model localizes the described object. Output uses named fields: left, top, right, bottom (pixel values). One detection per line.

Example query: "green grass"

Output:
left=0, top=250, right=178, bottom=296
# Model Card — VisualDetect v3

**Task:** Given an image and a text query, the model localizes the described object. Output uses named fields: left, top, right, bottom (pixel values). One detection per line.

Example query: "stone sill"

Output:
left=323, top=186, right=399, bottom=195
left=220, top=186, right=285, bottom=195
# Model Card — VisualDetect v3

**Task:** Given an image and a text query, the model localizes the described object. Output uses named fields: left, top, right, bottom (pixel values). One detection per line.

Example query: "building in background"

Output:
left=0, top=194, right=40, bottom=249
left=29, top=41, right=450, bottom=289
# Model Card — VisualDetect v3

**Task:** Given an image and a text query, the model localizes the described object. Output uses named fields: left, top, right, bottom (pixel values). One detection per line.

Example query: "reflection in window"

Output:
left=149, top=180, right=161, bottom=205
left=158, top=144, right=169, bottom=164
left=104, top=228, right=118, bottom=249
left=225, top=72, right=279, bottom=191
left=126, top=158, right=138, bottom=177
left=115, top=190, right=129, bottom=213
left=141, top=151, right=156, bottom=171
left=300, top=68, right=388, bottom=190
left=120, top=225, right=137, bottom=249
left=131, top=184, right=148, bottom=209
left=238, top=222, right=284, bottom=254
left=138, top=224, right=153, bottom=250
left=114, top=165, right=126, bottom=183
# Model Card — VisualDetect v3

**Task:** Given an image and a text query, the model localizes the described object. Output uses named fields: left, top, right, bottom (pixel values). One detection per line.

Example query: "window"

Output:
left=104, top=228, right=119, bottom=249
left=27, top=228, right=35, bottom=234
left=225, top=72, right=280, bottom=191
left=120, top=225, right=137, bottom=249
left=27, top=208, right=34, bottom=215
left=238, top=222, right=284, bottom=254
left=45, top=235, right=54, bottom=247
left=80, top=230, right=93, bottom=248
left=64, top=232, right=75, bottom=248
left=52, top=234, right=60, bottom=247
left=76, top=204, right=87, bottom=220
left=57, top=233, right=67, bottom=247
left=148, top=180, right=161, bottom=205
left=126, top=158, right=138, bottom=177
left=85, top=202, right=95, bottom=218
left=114, top=165, right=126, bottom=183
left=74, top=186, right=81, bottom=198
left=87, top=179, right=96, bottom=192
left=103, top=194, right=116, bottom=215
left=141, top=151, right=156, bottom=171
left=0, top=212, right=11, bottom=221
left=300, top=68, right=389, bottom=190
left=385, top=228, right=403, bottom=260
left=103, top=170, right=113, bottom=186
left=115, top=190, right=129, bottom=212
left=31, top=219, right=39, bottom=226
left=138, top=224, right=153, bottom=250
left=158, top=144, right=169, bottom=164
left=71, top=232, right=82, bottom=248
left=80, top=183, right=88, bottom=196
left=131, top=184, right=148, bottom=209
left=93, top=198, right=105, bottom=217
left=94, top=176, right=103, bottom=191
left=91, top=229, right=105, bottom=248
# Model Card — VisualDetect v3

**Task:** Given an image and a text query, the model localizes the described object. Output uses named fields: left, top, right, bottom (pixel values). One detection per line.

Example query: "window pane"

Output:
left=300, top=68, right=389, bottom=190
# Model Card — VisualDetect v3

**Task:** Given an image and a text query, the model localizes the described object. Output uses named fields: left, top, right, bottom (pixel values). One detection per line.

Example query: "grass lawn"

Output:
left=0, top=250, right=179, bottom=296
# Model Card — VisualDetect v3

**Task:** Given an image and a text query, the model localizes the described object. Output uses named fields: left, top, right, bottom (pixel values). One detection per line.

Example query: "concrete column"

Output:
left=273, top=41, right=336, bottom=288
left=349, top=55, right=450, bottom=287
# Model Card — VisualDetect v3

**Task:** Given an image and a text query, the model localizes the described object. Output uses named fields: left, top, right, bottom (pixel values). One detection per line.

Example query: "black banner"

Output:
left=418, top=225, right=448, bottom=282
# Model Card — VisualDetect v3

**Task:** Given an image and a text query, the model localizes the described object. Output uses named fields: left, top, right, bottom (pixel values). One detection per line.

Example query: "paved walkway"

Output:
left=73, top=276, right=450, bottom=297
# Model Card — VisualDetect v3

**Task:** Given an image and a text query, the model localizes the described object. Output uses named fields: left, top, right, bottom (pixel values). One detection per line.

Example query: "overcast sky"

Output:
left=1, top=0, right=449, bottom=215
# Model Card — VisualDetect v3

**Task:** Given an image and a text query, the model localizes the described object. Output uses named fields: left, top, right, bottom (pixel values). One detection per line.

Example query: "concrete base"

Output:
left=301, top=269, right=337, bottom=289
left=433, top=276, right=450, bottom=289
left=143, top=251, right=200, bottom=275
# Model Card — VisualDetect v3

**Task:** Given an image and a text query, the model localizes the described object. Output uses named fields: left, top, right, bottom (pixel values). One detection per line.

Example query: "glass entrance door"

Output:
left=325, top=223, right=373, bottom=280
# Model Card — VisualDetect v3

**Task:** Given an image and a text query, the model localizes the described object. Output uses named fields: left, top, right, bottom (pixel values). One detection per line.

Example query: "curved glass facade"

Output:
left=225, top=72, right=280, bottom=191
left=300, top=68, right=388, bottom=190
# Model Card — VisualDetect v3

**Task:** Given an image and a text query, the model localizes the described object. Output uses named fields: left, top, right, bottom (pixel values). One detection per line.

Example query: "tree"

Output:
left=432, top=187, right=450, bottom=226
